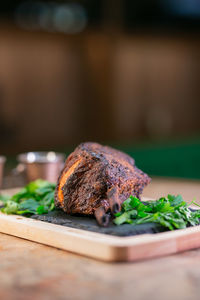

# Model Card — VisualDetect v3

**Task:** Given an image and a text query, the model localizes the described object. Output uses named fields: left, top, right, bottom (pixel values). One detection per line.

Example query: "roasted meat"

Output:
left=55, top=142, right=151, bottom=226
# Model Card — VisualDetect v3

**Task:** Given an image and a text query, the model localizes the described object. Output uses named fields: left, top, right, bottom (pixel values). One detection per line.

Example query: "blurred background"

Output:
left=0, top=0, right=200, bottom=184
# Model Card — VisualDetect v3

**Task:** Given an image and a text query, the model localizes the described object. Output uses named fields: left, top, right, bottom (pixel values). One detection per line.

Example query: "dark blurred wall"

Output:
left=113, top=35, right=200, bottom=140
left=0, top=27, right=199, bottom=154
left=0, top=0, right=200, bottom=153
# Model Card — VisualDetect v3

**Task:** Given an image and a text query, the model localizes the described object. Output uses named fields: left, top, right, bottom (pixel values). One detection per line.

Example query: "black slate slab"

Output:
left=31, top=209, right=167, bottom=237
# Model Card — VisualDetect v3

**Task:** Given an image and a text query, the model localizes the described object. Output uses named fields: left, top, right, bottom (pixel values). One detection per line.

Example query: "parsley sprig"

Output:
left=0, top=179, right=55, bottom=215
left=113, top=195, right=200, bottom=230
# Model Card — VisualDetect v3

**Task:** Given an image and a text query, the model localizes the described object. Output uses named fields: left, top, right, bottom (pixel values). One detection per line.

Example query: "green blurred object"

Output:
left=121, top=140, right=200, bottom=179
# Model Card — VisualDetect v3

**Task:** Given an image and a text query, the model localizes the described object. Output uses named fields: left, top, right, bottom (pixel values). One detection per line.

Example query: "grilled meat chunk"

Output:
left=55, top=142, right=151, bottom=226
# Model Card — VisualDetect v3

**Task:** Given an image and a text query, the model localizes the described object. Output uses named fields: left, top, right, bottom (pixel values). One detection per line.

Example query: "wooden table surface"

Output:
left=1, top=177, right=200, bottom=300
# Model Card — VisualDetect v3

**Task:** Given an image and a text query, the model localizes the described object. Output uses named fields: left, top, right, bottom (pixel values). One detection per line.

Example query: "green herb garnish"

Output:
left=0, top=179, right=56, bottom=215
left=113, top=195, right=200, bottom=230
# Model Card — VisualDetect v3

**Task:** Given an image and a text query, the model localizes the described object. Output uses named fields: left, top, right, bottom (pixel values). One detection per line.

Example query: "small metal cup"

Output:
left=0, top=156, right=6, bottom=189
left=17, top=152, right=65, bottom=183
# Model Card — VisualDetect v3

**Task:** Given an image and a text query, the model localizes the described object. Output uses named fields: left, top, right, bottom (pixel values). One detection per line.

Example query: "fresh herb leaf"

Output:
left=18, top=198, right=40, bottom=213
left=113, top=210, right=137, bottom=225
left=1, top=179, right=56, bottom=216
left=1, top=200, right=19, bottom=214
left=113, top=194, right=200, bottom=231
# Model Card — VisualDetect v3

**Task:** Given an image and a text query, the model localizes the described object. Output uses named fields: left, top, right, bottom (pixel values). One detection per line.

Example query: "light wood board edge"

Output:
left=1, top=212, right=200, bottom=262
left=0, top=189, right=200, bottom=262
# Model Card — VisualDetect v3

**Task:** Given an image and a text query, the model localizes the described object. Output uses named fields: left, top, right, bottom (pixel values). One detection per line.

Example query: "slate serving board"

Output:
left=32, top=209, right=166, bottom=236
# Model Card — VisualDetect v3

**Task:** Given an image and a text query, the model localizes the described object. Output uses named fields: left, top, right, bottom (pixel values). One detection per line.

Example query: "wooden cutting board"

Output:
left=0, top=188, right=200, bottom=262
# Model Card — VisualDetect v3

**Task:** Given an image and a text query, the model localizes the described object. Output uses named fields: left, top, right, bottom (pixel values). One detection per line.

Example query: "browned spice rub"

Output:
left=55, top=142, right=151, bottom=226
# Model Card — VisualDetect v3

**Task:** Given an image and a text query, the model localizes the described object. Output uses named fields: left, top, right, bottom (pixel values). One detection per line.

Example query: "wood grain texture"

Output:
left=1, top=184, right=200, bottom=262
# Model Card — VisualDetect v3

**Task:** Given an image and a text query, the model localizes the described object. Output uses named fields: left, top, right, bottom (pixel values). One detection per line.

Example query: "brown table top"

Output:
left=1, top=177, right=200, bottom=300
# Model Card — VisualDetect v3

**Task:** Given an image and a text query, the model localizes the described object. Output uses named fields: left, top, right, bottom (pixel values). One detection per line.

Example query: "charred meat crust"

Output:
left=55, top=142, right=151, bottom=222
